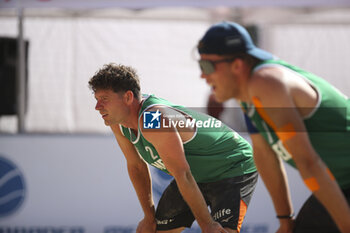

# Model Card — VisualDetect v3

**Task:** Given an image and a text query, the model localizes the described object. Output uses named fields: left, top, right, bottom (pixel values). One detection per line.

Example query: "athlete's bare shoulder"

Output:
left=248, top=66, right=289, bottom=104
left=248, top=65, right=318, bottom=113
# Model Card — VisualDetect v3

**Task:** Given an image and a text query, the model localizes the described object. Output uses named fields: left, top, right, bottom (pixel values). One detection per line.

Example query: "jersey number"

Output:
left=272, top=140, right=292, bottom=161
left=145, top=146, right=158, bottom=160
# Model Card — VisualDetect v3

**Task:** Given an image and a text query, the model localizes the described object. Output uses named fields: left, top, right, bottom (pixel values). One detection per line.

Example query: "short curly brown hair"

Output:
left=88, top=63, right=141, bottom=100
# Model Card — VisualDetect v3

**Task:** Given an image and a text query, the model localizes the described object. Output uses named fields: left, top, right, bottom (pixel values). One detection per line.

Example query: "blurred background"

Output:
left=0, top=0, right=349, bottom=232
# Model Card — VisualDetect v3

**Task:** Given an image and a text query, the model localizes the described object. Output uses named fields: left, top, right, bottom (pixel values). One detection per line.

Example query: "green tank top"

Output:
left=241, top=59, right=350, bottom=189
left=120, top=94, right=256, bottom=183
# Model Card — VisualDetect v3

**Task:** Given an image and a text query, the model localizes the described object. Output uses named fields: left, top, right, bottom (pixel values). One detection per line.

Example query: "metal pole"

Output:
left=17, top=7, right=26, bottom=133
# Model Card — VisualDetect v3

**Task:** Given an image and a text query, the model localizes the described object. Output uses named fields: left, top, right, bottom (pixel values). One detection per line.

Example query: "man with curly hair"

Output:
left=88, top=63, right=258, bottom=233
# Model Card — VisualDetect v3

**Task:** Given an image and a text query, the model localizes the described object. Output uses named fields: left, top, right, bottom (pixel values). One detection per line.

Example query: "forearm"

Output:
left=174, top=171, right=214, bottom=230
left=140, top=119, right=218, bottom=231
left=254, top=152, right=293, bottom=218
left=127, top=163, right=155, bottom=220
left=297, top=158, right=350, bottom=231
left=283, top=131, right=350, bottom=231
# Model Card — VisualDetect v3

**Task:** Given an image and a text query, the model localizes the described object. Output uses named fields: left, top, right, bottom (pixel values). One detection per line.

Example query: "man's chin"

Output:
left=104, top=120, right=119, bottom=126
left=214, top=94, right=228, bottom=103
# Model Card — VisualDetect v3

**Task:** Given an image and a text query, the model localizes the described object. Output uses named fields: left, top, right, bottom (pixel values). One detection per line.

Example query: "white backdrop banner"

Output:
left=0, top=16, right=211, bottom=133
left=0, top=134, right=310, bottom=233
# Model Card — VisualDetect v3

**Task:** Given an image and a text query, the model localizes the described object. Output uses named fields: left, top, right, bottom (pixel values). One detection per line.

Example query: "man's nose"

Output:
left=95, top=102, right=102, bottom=110
left=200, top=72, right=209, bottom=80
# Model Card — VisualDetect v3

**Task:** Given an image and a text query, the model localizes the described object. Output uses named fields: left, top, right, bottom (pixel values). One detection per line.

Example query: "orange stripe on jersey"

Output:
left=326, top=168, right=335, bottom=181
left=276, top=123, right=297, bottom=142
left=304, top=177, right=320, bottom=192
left=252, top=96, right=296, bottom=143
left=237, top=200, right=248, bottom=233
left=252, top=96, right=277, bottom=130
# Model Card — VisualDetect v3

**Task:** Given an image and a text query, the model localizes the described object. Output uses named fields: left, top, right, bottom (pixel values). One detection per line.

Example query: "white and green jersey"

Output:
left=120, top=94, right=256, bottom=183
left=241, top=59, right=350, bottom=189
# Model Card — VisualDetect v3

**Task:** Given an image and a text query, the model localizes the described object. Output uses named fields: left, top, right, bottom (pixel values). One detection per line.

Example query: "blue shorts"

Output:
left=155, top=172, right=258, bottom=231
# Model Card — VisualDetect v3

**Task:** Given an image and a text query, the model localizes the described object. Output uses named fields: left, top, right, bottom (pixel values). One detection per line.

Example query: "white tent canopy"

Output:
left=2, top=0, right=350, bottom=9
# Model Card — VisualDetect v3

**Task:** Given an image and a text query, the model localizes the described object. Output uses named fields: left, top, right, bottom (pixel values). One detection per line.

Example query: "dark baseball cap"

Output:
left=198, top=21, right=273, bottom=60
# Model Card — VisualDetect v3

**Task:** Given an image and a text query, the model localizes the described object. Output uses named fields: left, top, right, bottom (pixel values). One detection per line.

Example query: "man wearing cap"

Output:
left=197, top=21, right=350, bottom=233
left=89, top=63, right=258, bottom=233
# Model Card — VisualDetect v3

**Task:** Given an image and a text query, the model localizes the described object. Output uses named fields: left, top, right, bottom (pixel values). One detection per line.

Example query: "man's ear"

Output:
left=123, top=90, right=134, bottom=105
left=232, top=58, right=244, bottom=71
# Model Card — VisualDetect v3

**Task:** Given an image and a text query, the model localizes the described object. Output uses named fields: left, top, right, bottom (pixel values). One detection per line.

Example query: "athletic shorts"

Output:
left=155, top=171, right=258, bottom=232
left=294, top=187, right=350, bottom=233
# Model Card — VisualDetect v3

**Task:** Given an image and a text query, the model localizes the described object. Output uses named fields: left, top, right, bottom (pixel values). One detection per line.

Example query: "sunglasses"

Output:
left=198, top=58, right=237, bottom=75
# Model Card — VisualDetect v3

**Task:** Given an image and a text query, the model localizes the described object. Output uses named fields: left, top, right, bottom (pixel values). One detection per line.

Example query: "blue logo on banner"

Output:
left=143, top=110, right=161, bottom=129
left=0, top=156, right=26, bottom=218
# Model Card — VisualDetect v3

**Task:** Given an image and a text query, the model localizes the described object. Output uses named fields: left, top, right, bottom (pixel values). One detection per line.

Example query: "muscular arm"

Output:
left=110, top=125, right=156, bottom=231
left=248, top=69, right=350, bottom=232
left=250, top=133, right=294, bottom=232
left=141, top=113, right=224, bottom=232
